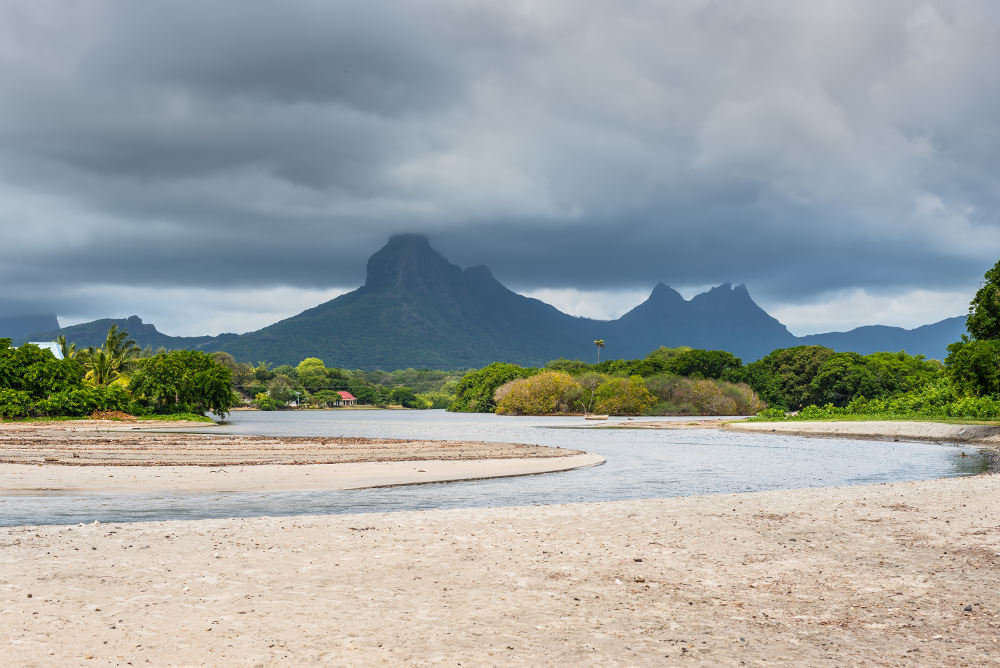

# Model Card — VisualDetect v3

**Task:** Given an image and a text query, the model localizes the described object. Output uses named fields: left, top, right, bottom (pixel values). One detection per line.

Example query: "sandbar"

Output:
left=0, top=420, right=602, bottom=494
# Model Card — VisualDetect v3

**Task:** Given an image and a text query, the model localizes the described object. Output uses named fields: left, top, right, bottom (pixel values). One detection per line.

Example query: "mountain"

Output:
left=214, top=234, right=595, bottom=368
left=24, top=235, right=970, bottom=368
left=611, top=282, right=797, bottom=361
left=21, top=315, right=239, bottom=351
left=800, top=316, right=967, bottom=356
left=1, top=313, right=59, bottom=339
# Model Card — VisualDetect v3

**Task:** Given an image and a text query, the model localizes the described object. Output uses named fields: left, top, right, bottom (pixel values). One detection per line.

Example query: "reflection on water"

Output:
left=0, top=411, right=987, bottom=526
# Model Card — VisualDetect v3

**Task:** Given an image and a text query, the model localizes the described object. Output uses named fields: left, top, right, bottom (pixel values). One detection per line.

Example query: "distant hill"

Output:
left=26, top=235, right=970, bottom=368
left=800, top=316, right=967, bottom=356
left=1, top=313, right=59, bottom=339
left=22, top=315, right=239, bottom=352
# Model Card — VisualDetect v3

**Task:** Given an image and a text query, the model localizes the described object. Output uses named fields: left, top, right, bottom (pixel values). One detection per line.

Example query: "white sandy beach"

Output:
left=0, top=454, right=604, bottom=494
left=0, top=474, right=997, bottom=666
left=0, top=419, right=998, bottom=665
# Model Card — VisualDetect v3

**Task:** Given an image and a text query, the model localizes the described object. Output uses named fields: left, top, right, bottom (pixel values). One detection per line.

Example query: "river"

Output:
left=0, top=411, right=987, bottom=526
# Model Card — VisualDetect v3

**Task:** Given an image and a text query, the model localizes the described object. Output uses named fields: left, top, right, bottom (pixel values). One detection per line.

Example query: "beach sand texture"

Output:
left=0, top=420, right=602, bottom=493
left=2, top=474, right=998, bottom=666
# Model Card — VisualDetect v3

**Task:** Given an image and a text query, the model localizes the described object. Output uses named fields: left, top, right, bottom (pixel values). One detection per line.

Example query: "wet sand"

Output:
left=0, top=420, right=601, bottom=493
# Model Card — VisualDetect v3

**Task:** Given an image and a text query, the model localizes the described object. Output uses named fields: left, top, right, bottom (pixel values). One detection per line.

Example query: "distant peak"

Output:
left=386, top=233, right=431, bottom=248
left=364, top=234, right=459, bottom=291
left=648, top=282, right=684, bottom=302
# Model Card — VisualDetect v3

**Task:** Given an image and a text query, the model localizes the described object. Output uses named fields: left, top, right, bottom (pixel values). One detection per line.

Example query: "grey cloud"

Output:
left=0, top=0, right=998, bottom=330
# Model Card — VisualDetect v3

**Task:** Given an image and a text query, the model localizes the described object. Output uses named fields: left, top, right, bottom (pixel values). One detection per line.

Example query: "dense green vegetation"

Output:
left=449, top=350, right=765, bottom=416
left=0, top=330, right=238, bottom=419
left=749, top=258, right=1000, bottom=422
left=205, top=352, right=466, bottom=410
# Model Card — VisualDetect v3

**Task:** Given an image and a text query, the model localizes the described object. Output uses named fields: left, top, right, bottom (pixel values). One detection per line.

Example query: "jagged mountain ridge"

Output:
left=22, top=235, right=967, bottom=368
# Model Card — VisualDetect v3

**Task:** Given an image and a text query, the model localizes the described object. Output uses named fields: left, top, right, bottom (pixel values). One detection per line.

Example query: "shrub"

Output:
left=253, top=393, right=280, bottom=411
left=495, top=371, right=581, bottom=415
left=643, top=374, right=765, bottom=415
left=414, top=391, right=454, bottom=409
left=0, top=389, right=32, bottom=419
left=34, top=386, right=130, bottom=417
left=449, top=363, right=536, bottom=413
left=594, top=375, right=656, bottom=415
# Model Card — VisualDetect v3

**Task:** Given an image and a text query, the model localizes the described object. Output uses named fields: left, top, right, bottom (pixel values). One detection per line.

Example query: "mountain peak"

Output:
left=648, top=282, right=684, bottom=304
left=364, top=234, right=461, bottom=292
left=385, top=233, right=432, bottom=249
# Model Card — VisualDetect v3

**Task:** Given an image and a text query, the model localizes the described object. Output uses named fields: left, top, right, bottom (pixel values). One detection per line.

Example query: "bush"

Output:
left=0, top=389, right=32, bottom=419
left=414, top=391, right=454, bottom=409
left=494, top=371, right=581, bottom=415
left=449, top=363, right=536, bottom=413
left=946, top=339, right=1000, bottom=397
left=253, top=393, right=280, bottom=411
left=389, top=386, right=421, bottom=408
left=594, top=375, right=657, bottom=415
left=308, top=390, right=343, bottom=407
left=754, top=407, right=788, bottom=420
left=128, top=350, right=239, bottom=417
left=34, top=386, right=130, bottom=417
left=643, top=374, right=765, bottom=415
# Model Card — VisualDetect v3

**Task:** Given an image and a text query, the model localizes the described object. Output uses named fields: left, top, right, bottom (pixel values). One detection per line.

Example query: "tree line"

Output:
left=0, top=326, right=237, bottom=419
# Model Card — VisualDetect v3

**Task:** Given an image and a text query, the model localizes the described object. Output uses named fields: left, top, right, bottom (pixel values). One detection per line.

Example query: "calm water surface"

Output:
left=0, top=411, right=987, bottom=526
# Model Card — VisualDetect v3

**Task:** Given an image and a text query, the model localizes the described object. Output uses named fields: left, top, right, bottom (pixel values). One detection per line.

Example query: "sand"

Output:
left=0, top=420, right=601, bottom=493
left=1, top=419, right=999, bottom=665
left=0, top=475, right=996, bottom=665
left=726, top=420, right=1000, bottom=448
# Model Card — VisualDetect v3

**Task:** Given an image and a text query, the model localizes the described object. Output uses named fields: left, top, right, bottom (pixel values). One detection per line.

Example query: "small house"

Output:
left=337, top=391, right=358, bottom=406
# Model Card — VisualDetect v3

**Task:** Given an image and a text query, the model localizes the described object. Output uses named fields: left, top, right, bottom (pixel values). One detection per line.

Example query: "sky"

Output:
left=1, top=0, right=997, bottom=336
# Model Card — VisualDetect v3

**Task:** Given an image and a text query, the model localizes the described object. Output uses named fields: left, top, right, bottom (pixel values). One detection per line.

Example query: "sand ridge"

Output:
left=0, top=420, right=602, bottom=494
left=0, top=420, right=582, bottom=466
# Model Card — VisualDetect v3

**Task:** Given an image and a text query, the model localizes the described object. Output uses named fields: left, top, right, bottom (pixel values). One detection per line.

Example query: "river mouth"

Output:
left=0, top=411, right=988, bottom=526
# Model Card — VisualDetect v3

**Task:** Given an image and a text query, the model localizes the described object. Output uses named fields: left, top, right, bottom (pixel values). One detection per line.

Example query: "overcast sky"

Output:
left=1, top=0, right=996, bottom=336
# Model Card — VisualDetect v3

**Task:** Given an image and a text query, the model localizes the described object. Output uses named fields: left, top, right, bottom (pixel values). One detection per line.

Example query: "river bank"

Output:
left=0, top=420, right=600, bottom=493
left=724, top=419, right=1000, bottom=448
left=2, top=473, right=998, bottom=665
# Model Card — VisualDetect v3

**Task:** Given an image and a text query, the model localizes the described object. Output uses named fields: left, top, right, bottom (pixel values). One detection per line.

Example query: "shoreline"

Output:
left=2, top=474, right=997, bottom=665
left=0, top=419, right=602, bottom=494
left=0, top=454, right=605, bottom=495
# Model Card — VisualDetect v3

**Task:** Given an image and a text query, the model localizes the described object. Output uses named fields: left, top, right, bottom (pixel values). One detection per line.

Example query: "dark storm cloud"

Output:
left=1, top=0, right=998, bottom=328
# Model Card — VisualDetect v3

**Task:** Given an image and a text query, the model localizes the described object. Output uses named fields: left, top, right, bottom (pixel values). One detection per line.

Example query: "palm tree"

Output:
left=83, top=347, right=116, bottom=386
left=80, top=325, right=140, bottom=386
left=56, top=335, right=76, bottom=360
left=593, top=339, right=606, bottom=364
left=103, top=325, right=139, bottom=364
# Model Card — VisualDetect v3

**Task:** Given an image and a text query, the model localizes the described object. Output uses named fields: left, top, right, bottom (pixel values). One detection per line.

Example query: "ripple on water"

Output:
left=0, top=411, right=987, bottom=526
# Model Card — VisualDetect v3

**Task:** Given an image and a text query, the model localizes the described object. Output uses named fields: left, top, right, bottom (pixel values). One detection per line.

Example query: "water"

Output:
left=0, top=411, right=987, bottom=526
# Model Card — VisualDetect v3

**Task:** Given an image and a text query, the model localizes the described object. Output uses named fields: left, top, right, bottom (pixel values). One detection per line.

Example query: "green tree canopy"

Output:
left=129, top=350, right=238, bottom=417
left=945, top=339, right=1000, bottom=397
left=0, top=339, right=83, bottom=400
left=740, top=346, right=835, bottom=410
left=449, top=362, right=536, bottom=412
left=966, top=258, right=1000, bottom=340
left=662, top=349, right=743, bottom=379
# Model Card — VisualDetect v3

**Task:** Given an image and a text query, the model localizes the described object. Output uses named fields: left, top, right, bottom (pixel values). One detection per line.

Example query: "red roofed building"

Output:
left=337, top=391, right=358, bottom=406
